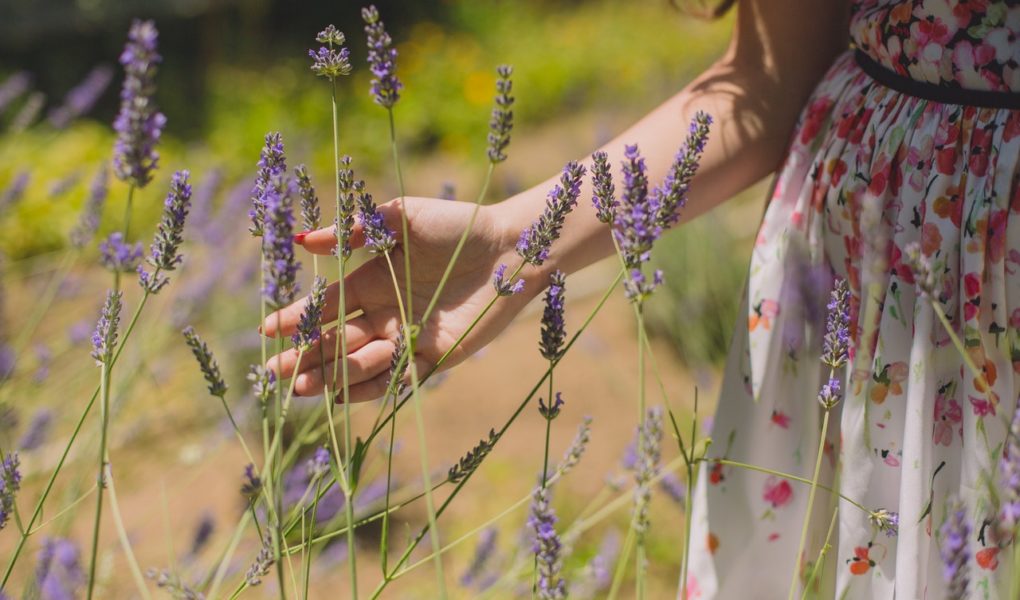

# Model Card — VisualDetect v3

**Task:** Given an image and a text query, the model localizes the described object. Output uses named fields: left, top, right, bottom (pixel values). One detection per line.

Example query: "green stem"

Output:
left=634, top=303, right=647, bottom=598
left=302, top=476, right=324, bottom=600
left=714, top=459, right=871, bottom=515
left=607, top=528, right=636, bottom=600
left=386, top=108, right=413, bottom=337
left=801, top=506, right=838, bottom=600
left=86, top=360, right=111, bottom=599
left=788, top=407, right=833, bottom=600
left=105, top=465, right=152, bottom=599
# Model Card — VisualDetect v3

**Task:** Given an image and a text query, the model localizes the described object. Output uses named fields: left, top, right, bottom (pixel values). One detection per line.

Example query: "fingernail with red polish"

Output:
left=294, top=231, right=309, bottom=245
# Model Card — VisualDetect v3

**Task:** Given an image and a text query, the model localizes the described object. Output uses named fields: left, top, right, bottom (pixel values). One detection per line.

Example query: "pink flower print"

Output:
left=933, top=394, right=962, bottom=446
left=970, top=395, right=997, bottom=417
left=968, top=126, right=993, bottom=177
left=952, top=41, right=996, bottom=90
left=921, top=222, right=943, bottom=256
left=799, top=98, right=834, bottom=145
left=1010, top=306, right=1020, bottom=329
left=964, top=272, right=981, bottom=298
left=906, top=136, right=934, bottom=191
left=986, top=210, right=1008, bottom=264
left=763, top=477, right=793, bottom=508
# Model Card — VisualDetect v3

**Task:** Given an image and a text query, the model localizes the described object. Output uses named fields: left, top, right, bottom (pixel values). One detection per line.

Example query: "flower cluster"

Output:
left=539, top=392, right=564, bottom=420
left=654, top=111, right=711, bottom=228
left=69, top=165, right=109, bottom=249
left=261, top=178, right=300, bottom=309
left=940, top=498, right=970, bottom=599
left=49, top=64, right=114, bottom=129
left=309, top=25, right=352, bottom=81
left=487, top=65, right=514, bottom=163
left=529, top=485, right=566, bottom=599
left=247, top=365, right=277, bottom=409
left=294, top=165, right=320, bottom=232
left=139, top=170, right=192, bottom=293
left=387, top=328, right=409, bottom=396
left=632, top=406, right=663, bottom=541
left=492, top=263, right=524, bottom=296
left=0, top=452, right=21, bottom=531
left=99, top=232, right=143, bottom=273
left=590, top=151, right=615, bottom=224
left=362, top=5, right=402, bottom=108
left=249, top=132, right=287, bottom=237
left=870, top=509, right=899, bottom=538
left=816, top=377, right=841, bottom=410
left=90, top=290, right=123, bottom=365
left=821, top=277, right=850, bottom=369
left=335, top=155, right=357, bottom=258
left=356, top=182, right=396, bottom=254
left=539, top=271, right=566, bottom=361
left=182, top=326, right=228, bottom=397
left=306, top=447, right=331, bottom=479
left=448, top=429, right=499, bottom=483
left=112, top=20, right=166, bottom=188
left=516, top=161, right=586, bottom=266
left=241, top=463, right=262, bottom=498
left=293, top=276, right=327, bottom=350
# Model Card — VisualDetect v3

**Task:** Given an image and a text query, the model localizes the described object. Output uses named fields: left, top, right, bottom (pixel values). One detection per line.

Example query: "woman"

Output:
left=266, top=0, right=1020, bottom=596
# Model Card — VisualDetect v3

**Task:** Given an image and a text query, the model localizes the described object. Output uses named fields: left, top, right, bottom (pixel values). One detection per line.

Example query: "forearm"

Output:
left=490, top=1, right=849, bottom=279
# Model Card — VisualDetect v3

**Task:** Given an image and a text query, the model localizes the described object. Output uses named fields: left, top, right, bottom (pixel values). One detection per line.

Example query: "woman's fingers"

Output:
left=292, top=338, right=395, bottom=396
left=265, top=318, right=375, bottom=379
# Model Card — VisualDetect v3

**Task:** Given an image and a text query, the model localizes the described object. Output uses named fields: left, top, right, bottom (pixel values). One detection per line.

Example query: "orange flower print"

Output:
left=932, top=181, right=964, bottom=227
left=870, top=362, right=908, bottom=404
left=707, top=533, right=719, bottom=555
left=749, top=299, right=780, bottom=332
left=847, top=542, right=886, bottom=575
left=974, top=356, right=997, bottom=393
left=921, top=222, right=943, bottom=255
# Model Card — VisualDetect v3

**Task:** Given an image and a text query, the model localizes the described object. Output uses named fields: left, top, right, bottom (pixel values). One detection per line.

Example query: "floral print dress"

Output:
left=687, top=1, right=1020, bottom=598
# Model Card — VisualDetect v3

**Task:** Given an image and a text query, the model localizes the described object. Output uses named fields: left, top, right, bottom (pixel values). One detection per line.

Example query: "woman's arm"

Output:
left=492, top=0, right=851, bottom=277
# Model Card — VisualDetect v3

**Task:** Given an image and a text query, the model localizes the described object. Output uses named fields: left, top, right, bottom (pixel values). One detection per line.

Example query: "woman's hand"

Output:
left=262, top=196, right=541, bottom=402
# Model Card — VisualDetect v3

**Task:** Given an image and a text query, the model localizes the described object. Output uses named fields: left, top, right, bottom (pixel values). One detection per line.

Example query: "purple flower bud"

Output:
left=293, top=276, right=327, bottom=350
left=182, top=326, right=228, bottom=397
left=356, top=182, right=395, bottom=254
left=308, top=37, right=352, bottom=81
left=334, top=156, right=357, bottom=258
left=487, top=65, right=514, bottom=163
left=261, top=177, right=301, bottom=309
left=70, top=164, right=109, bottom=249
left=99, top=232, right=143, bottom=273
left=48, top=64, right=114, bottom=129
left=139, top=170, right=192, bottom=293
left=817, top=376, right=841, bottom=409
left=654, top=111, right=711, bottom=228
left=112, top=20, right=166, bottom=189
left=539, top=271, right=566, bottom=361
left=590, top=151, right=615, bottom=224
left=249, top=132, right=287, bottom=237
left=870, top=509, right=899, bottom=537
left=623, top=268, right=663, bottom=302
left=362, top=5, right=402, bottom=108
left=492, top=263, right=524, bottom=296
left=538, top=392, right=564, bottom=420
left=613, top=144, right=659, bottom=270
left=822, top=278, right=850, bottom=369
left=245, top=534, right=275, bottom=586
left=306, top=447, right=331, bottom=479
left=241, top=463, right=262, bottom=498
left=295, top=165, right=320, bottom=232
left=516, top=161, right=585, bottom=266
left=90, top=290, right=122, bottom=365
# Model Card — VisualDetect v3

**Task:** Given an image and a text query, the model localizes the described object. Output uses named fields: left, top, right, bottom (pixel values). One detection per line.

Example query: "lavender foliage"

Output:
left=516, top=161, right=585, bottom=266
left=293, top=276, right=327, bottom=350
left=112, top=20, right=166, bottom=188
left=590, top=151, right=615, bottom=224
left=261, top=177, right=300, bottom=308
left=182, top=326, right=228, bottom=397
left=249, top=132, right=287, bottom=237
left=90, top=290, right=122, bottom=365
left=99, top=232, right=143, bottom=273
left=539, top=270, right=566, bottom=361
left=0, top=452, right=21, bottom=531
left=48, top=64, right=114, bottom=129
left=940, top=498, right=970, bottom=599
left=295, top=165, right=321, bottom=232
left=139, top=170, right=192, bottom=293
left=654, top=111, right=711, bottom=228
left=493, top=263, right=524, bottom=296
left=356, top=182, right=395, bottom=254
left=68, top=165, right=108, bottom=249
left=362, top=5, right=402, bottom=108
left=487, top=65, right=514, bottom=163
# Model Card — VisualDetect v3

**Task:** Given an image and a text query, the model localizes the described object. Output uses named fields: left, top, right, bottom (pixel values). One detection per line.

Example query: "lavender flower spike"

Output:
left=90, top=290, right=123, bottom=365
left=632, top=406, right=663, bottom=542
left=306, top=447, right=330, bottom=479
left=309, top=25, right=352, bottom=81
left=112, top=20, right=166, bottom=189
left=99, top=232, right=143, bottom=273
left=261, top=177, right=301, bottom=309
left=540, top=270, right=567, bottom=361
left=295, top=165, right=321, bottom=232
left=590, top=151, right=615, bottom=224
left=940, top=497, right=970, bottom=600
left=335, top=156, right=356, bottom=258
left=49, top=64, right=114, bottom=129
left=613, top=144, right=658, bottom=270
left=554, top=416, right=592, bottom=477
left=293, top=276, right=327, bottom=350
left=356, top=182, right=395, bottom=254
left=249, top=132, right=287, bottom=237
left=487, top=65, right=514, bottom=163
left=516, top=161, right=586, bottom=266
left=182, top=326, right=228, bottom=397
left=1000, top=402, right=1020, bottom=528
left=529, top=486, right=566, bottom=599
left=139, top=169, right=192, bottom=293
left=35, top=537, right=84, bottom=599
left=460, top=527, right=498, bottom=588
left=69, top=164, right=108, bottom=248
left=362, top=5, right=402, bottom=108
left=821, top=277, right=850, bottom=369
left=245, top=534, right=275, bottom=586
left=655, top=111, right=711, bottom=228
left=492, top=263, right=524, bottom=296
left=0, top=452, right=21, bottom=531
